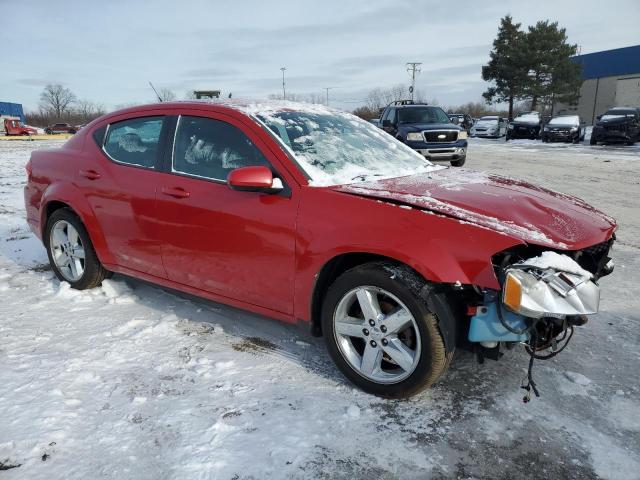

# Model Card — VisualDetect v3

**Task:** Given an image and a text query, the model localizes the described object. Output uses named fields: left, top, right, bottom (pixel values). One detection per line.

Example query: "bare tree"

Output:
left=75, top=99, right=106, bottom=122
left=366, top=84, right=409, bottom=111
left=39, top=84, right=77, bottom=119
left=157, top=88, right=176, bottom=102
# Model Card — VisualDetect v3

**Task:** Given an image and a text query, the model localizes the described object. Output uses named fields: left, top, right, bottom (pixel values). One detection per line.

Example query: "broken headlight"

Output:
left=502, top=268, right=600, bottom=318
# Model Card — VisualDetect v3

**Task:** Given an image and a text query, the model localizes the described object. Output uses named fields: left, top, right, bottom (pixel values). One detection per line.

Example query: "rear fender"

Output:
left=40, top=182, right=115, bottom=265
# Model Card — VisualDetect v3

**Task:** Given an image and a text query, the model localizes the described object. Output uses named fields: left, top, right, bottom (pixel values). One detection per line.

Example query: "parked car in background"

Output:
left=24, top=100, right=616, bottom=398
left=448, top=113, right=473, bottom=131
left=369, top=118, right=380, bottom=127
left=1, top=116, right=38, bottom=136
left=469, top=116, right=508, bottom=138
left=506, top=112, right=544, bottom=140
left=45, top=123, right=77, bottom=134
left=541, top=115, right=584, bottom=143
left=378, top=101, right=467, bottom=166
left=590, top=107, right=640, bottom=145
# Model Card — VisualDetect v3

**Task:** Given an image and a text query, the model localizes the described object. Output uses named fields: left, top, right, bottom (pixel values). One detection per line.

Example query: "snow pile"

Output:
left=518, top=251, right=593, bottom=280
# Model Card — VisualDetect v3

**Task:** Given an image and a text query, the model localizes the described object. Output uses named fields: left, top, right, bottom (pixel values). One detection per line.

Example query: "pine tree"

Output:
left=482, top=16, right=529, bottom=120
left=523, top=21, right=582, bottom=112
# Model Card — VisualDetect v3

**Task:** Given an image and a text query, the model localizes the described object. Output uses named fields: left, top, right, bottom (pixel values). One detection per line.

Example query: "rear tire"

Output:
left=321, top=262, right=451, bottom=398
left=590, top=135, right=597, bottom=145
left=44, top=209, right=109, bottom=290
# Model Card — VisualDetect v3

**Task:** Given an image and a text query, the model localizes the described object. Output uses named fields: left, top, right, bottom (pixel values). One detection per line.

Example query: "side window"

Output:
left=104, top=116, right=163, bottom=168
left=384, top=108, right=396, bottom=124
left=172, top=116, right=270, bottom=181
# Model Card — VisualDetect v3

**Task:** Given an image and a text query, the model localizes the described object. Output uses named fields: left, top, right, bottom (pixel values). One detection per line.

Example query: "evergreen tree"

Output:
left=523, top=21, right=582, bottom=113
left=481, top=16, right=528, bottom=120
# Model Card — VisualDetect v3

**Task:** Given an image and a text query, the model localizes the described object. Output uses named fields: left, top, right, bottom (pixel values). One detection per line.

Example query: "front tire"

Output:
left=321, top=262, right=450, bottom=398
left=451, top=156, right=466, bottom=167
left=45, top=209, right=109, bottom=289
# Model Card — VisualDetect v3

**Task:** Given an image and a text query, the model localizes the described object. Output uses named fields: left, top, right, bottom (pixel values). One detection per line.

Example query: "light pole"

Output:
left=280, top=67, right=287, bottom=100
left=406, top=62, right=422, bottom=101
left=324, top=87, right=336, bottom=106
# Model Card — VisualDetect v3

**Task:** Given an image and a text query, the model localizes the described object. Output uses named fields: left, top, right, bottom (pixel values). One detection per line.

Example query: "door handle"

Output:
left=79, top=169, right=101, bottom=180
left=161, top=186, right=190, bottom=199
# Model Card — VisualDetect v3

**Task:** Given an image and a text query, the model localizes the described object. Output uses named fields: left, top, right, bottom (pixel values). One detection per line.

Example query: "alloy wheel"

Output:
left=333, top=286, right=421, bottom=384
left=49, top=220, right=86, bottom=282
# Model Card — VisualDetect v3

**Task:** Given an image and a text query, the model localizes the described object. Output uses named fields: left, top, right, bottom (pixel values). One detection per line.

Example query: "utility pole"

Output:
left=406, top=62, right=422, bottom=101
left=280, top=67, right=287, bottom=100
left=323, top=87, right=336, bottom=106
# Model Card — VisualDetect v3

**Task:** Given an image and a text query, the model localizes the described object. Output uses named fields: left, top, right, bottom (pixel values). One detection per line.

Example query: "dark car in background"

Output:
left=541, top=115, right=584, bottom=143
left=448, top=113, right=473, bottom=131
left=45, top=123, right=77, bottom=134
left=590, top=107, right=640, bottom=145
left=506, top=112, right=544, bottom=140
left=379, top=101, right=467, bottom=166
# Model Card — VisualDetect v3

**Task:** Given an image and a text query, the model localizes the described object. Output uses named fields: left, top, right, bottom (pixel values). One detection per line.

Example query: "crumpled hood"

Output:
left=335, top=169, right=616, bottom=250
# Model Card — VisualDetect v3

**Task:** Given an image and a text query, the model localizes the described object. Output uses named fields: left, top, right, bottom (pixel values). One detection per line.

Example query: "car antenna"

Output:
left=148, top=81, right=163, bottom=102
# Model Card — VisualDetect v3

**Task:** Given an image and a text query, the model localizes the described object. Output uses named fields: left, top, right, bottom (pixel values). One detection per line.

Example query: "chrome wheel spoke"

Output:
left=356, top=288, right=382, bottom=321
left=360, top=344, right=383, bottom=376
left=383, top=307, right=413, bottom=334
left=381, top=336, right=416, bottom=372
left=52, top=229, right=67, bottom=247
left=67, top=225, right=79, bottom=245
left=71, top=247, right=85, bottom=259
left=335, top=317, right=366, bottom=338
left=68, top=257, right=78, bottom=278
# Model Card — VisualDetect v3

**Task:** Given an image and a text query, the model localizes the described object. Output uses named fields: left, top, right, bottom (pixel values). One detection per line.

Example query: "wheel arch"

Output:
left=40, top=184, right=115, bottom=266
left=309, top=252, right=461, bottom=353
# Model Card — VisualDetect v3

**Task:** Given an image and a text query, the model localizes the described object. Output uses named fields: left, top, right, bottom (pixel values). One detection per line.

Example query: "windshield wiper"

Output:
left=351, top=173, right=384, bottom=181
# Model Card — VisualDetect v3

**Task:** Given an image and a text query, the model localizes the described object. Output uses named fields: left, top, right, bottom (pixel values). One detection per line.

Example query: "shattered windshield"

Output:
left=256, top=109, right=442, bottom=186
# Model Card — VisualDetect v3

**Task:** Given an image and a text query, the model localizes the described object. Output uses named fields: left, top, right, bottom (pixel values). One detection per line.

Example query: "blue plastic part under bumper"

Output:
left=468, top=300, right=530, bottom=343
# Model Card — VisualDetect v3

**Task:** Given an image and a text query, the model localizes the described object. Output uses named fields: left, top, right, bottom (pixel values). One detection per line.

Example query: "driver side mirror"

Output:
left=596, top=115, right=602, bottom=120
left=382, top=119, right=392, bottom=128
left=227, top=166, right=283, bottom=193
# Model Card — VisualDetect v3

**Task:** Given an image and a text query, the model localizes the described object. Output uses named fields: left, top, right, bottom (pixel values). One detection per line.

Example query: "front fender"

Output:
left=40, top=182, right=116, bottom=265
left=293, top=187, right=524, bottom=322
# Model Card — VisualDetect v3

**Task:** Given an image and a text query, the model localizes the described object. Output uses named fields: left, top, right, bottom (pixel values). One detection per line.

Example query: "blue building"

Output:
left=0, top=102, right=26, bottom=123
left=557, top=45, right=640, bottom=124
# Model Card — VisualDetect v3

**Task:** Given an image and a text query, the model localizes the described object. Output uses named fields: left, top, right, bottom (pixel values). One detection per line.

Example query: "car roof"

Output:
left=96, top=99, right=341, bottom=123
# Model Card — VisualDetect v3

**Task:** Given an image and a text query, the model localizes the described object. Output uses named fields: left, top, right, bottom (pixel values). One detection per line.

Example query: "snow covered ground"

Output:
left=1, top=138, right=639, bottom=479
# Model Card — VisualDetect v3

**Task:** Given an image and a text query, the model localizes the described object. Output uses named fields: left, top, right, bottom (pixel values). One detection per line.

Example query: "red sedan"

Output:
left=24, top=101, right=616, bottom=398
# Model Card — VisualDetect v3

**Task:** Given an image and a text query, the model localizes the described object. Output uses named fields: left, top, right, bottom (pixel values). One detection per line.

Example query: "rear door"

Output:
left=76, top=114, right=169, bottom=277
left=154, top=111, right=299, bottom=314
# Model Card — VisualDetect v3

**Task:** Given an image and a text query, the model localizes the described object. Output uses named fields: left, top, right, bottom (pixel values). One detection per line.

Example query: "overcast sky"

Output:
left=2, top=0, right=639, bottom=112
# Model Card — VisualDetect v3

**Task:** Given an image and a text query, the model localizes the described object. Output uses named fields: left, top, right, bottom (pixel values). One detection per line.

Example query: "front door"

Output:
left=155, top=113, right=298, bottom=315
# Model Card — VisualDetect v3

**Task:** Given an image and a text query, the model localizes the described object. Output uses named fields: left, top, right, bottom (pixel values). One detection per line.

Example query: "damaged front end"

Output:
left=466, top=239, right=614, bottom=401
